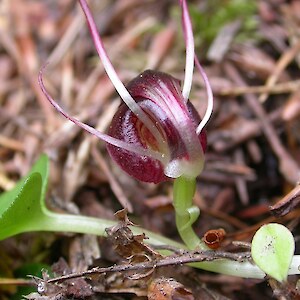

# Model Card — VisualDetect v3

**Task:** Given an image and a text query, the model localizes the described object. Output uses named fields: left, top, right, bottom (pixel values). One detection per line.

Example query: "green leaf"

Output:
left=0, top=155, right=49, bottom=240
left=251, top=223, right=295, bottom=282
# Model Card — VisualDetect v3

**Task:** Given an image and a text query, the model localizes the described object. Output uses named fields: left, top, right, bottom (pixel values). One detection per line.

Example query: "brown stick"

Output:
left=46, top=250, right=250, bottom=284
left=216, top=79, right=300, bottom=96
left=224, top=63, right=300, bottom=185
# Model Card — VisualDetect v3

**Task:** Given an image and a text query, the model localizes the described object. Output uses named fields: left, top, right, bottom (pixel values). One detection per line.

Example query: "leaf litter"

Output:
left=0, top=0, right=300, bottom=299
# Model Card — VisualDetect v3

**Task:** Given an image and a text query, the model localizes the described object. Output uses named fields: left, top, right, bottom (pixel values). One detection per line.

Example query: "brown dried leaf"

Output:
left=230, top=44, right=288, bottom=80
left=207, top=20, right=241, bottom=62
left=62, top=138, right=90, bottom=201
left=146, top=22, right=176, bottom=69
left=209, top=117, right=263, bottom=152
left=68, top=235, right=100, bottom=273
left=24, top=293, right=63, bottom=300
left=282, top=91, right=300, bottom=121
left=49, top=258, right=93, bottom=298
left=148, top=277, right=194, bottom=300
left=106, top=209, right=161, bottom=259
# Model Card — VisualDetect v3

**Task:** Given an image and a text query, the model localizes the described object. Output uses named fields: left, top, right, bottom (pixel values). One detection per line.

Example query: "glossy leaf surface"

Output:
left=251, top=223, right=295, bottom=282
left=0, top=155, right=49, bottom=240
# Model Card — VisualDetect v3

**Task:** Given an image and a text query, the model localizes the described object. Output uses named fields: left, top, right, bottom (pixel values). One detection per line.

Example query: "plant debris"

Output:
left=0, top=0, right=300, bottom=299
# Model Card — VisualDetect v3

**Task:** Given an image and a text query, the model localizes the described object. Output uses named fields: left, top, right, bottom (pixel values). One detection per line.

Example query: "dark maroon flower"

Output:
left=39, top=0, right=213, bottom=183
left=107, top=70, right=207, bottom=183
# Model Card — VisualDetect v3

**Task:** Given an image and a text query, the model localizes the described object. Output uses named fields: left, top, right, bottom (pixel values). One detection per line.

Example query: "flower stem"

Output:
left=22, top=205, right=300, bottom=279
left=173, top=176, right=207, bottom=250
left=35, top=209, right=182, bottom=248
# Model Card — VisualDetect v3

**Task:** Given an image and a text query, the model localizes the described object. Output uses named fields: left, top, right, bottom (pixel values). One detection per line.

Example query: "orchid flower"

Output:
left=39, top=0, right=213, bottom=250
left=39, top=0, right=213, bottom=184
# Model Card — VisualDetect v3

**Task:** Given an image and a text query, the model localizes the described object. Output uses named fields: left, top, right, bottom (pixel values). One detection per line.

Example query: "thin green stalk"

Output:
left=173, top=176, right=207, bottom=250
left=33, top=210, right=182, bottom=248
left=22, top=207, right=300, bottom=279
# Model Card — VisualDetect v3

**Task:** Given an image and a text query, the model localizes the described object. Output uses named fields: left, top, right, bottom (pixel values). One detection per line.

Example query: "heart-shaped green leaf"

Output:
left=0, top=154, right=49, bottom=240
left=251, top=223, right=295, bottom=282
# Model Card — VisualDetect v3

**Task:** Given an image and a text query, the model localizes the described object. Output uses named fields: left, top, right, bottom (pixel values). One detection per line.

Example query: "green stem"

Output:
left=173, top=176, right=207, bottom=250
left=34, top=210, right=182, bottom=248
left=19, top=207, right=300, bottom=279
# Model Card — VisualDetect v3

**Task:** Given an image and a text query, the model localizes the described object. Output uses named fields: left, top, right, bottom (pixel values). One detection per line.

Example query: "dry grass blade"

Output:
left=224, top=63, right=300, bottom=185
left=259, top=40, right=300, bottom=103
left=270, top=184, right=300, bottom=217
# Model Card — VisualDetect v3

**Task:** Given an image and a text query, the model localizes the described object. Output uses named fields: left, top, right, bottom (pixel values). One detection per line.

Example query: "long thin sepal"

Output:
left=38, top=67, right=164, bottom=162
left=180, top=0, right=195, bottom=102
left=78, top=0, right=164, bottom=146
left=195, top=57, right=213, bottom=134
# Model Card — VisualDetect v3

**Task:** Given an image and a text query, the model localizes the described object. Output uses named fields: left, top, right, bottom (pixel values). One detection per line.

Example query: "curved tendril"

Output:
left=195, top=57, right=214, bottom=135
left=78, top=0, right=165, bottom=148
left=180, top=0, right=195, bottom=102
left=38, top=67, right=165, bottom=163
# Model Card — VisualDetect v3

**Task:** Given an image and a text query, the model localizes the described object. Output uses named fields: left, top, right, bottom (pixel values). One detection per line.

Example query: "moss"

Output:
left=188, top=0, right=259, bottom=48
